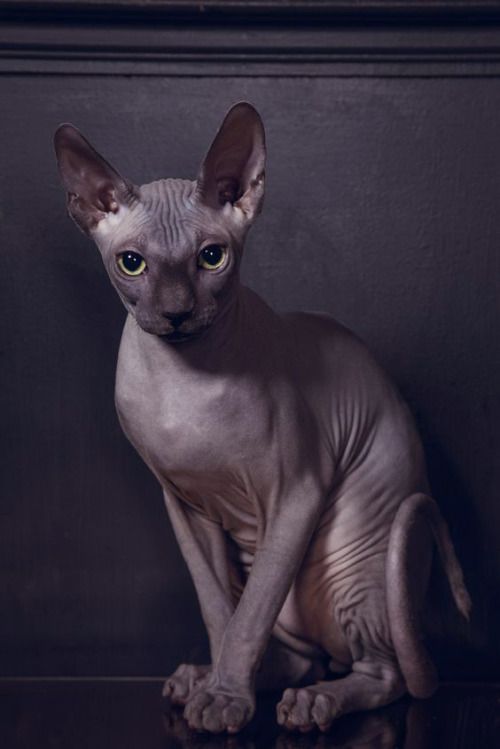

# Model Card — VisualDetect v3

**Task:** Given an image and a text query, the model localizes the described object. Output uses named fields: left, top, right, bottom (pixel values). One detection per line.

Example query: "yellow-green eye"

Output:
left=198, top=244, right=227, bottom=271
left=117, top=251, right=146, bottom=276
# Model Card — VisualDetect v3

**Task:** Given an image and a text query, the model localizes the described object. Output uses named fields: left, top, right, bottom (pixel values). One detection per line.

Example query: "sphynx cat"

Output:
left=54, top=102, right=471, bottom=734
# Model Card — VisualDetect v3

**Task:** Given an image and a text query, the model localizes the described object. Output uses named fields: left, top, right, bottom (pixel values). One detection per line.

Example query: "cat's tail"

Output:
left=386, top=493, right=471, bottom=699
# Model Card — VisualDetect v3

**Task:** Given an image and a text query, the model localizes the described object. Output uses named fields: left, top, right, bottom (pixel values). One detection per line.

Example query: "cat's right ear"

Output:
left=54, top=124, right=137, bottom=235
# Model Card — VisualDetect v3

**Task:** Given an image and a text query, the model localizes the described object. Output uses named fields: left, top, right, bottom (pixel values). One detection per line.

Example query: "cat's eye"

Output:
left=117, top=251, right=147, bottom=277
left=198, top=244, right=227, bottom=271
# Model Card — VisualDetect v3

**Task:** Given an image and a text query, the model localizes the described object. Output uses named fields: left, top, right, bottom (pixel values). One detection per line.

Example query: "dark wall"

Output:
left=0, top=2, right=499, bottom=678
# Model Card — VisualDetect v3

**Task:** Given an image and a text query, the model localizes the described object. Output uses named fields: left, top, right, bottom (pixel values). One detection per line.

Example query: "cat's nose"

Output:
left=162, top=309, right=193, bottom=328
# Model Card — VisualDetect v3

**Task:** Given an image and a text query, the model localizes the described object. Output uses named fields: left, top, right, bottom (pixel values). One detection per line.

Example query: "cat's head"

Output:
left=54, top=102, right=265, bottom=342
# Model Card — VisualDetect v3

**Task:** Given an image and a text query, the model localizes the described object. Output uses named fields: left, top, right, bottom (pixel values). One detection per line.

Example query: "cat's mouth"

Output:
left=134, top=312, right=215, bottom=341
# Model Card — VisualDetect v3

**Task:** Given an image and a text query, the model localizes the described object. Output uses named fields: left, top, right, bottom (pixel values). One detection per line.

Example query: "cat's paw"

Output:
left=276, top=686, right=338, bottom=733
left=163, top=664, right=211, bottom=706
left=184, top=687, right=255, bottom=733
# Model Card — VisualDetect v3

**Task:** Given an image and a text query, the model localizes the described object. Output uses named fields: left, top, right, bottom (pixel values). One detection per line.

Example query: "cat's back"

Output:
left=281, top=308, right=394, bottom=402
left=282, top=309, right=424, bottom=481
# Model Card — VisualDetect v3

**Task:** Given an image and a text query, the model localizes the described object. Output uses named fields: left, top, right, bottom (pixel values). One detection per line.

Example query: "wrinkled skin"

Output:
left=54, top=102, right=470, bottom=734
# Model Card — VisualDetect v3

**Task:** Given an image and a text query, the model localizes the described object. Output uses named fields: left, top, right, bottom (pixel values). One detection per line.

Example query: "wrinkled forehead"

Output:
left=93, top=178, right=239, bottom=259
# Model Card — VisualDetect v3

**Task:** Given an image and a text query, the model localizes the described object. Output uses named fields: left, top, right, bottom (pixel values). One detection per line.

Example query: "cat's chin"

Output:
left=135, top=321, right=203, bottom=341
left=160, top=329, right=203, bottom=344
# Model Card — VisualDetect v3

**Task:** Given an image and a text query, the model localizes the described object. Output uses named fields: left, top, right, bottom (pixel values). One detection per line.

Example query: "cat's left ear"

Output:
left=54, top=123, right=137, bottom=235
left=197, top=102, right=266, bottom=221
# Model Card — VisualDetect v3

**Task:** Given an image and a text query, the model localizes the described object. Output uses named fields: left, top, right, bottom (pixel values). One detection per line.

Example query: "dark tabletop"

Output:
left=0, top=679, right=499, bottom=748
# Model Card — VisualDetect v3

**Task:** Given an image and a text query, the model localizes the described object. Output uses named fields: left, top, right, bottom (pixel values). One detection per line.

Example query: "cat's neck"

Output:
left=126, top=284, right=283, bottom=376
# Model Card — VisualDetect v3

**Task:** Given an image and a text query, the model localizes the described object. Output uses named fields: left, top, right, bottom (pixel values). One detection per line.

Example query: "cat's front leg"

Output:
left=183, top=480, right=324, bottom=733
left=162, top=490, right=236, bottom=705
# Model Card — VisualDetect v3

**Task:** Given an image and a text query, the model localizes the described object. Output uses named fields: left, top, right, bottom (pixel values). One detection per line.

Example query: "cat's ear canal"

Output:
left=54, top=124, right=137, bottom=235
left=196, top=102, right=266, bottom=221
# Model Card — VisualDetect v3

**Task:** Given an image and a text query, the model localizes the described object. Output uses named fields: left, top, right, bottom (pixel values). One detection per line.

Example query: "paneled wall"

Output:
left=0, top=1, right=498, bottom=678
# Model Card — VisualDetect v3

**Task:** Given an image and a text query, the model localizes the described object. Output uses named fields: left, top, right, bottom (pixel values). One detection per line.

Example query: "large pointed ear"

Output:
left=197, top=102, right=266, bottom=221
left=54, top=124, right=137, bottom=235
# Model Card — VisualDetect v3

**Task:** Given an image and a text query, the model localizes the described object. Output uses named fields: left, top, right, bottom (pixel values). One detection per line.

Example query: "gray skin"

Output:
left=54, top=102, right=471, bottom=735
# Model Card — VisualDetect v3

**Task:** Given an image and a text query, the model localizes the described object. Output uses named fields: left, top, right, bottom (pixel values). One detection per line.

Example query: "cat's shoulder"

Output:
left=283, top=310, right=367, bottom=355
left=282, top=310, right=393, bottom=390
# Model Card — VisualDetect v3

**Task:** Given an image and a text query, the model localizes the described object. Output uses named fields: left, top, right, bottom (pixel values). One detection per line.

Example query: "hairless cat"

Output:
left=54, top=102, right=471, bottom=734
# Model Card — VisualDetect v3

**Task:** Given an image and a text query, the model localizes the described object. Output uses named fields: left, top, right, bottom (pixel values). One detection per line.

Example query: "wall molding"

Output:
left=2, top=1, right=500, bottom=76
left=4, top=1, right=500, bottom=24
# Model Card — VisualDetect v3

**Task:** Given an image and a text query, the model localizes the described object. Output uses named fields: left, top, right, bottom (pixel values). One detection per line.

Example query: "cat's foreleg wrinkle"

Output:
left=162, top=490, right=235, bottom=704
left=183, top=483, right=324, bottom=733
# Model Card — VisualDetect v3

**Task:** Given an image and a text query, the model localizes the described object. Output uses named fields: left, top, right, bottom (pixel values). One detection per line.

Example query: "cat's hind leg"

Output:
left=276, top=492, right=471, bottom=733
left=163, top=664, right=212, bottom=706
left=277, top=655, right=406, bottom=732
left=276, top=583, right=406, bottom=733
left=277, top=541, right=406, bottom=731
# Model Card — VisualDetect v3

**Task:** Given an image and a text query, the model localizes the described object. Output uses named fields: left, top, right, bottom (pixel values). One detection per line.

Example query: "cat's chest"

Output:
left=115, top=347, right=270, bottom=484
